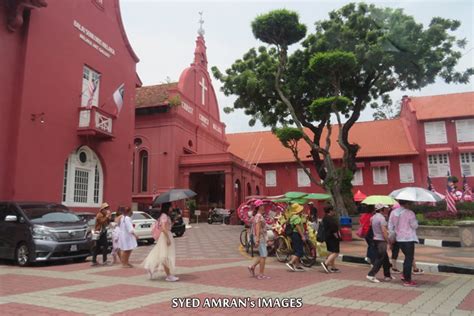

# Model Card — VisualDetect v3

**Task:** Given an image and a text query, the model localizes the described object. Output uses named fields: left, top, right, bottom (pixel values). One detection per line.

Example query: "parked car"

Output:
left=145, top=208, right=186, bottom=237
left=0, top=201, right=93, bottom=266
left=111, top=211, right=155, bottom=244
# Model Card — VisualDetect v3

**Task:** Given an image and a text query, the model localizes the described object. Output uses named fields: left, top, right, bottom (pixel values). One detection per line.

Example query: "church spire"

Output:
left=193, top=12, right=208, bottom=69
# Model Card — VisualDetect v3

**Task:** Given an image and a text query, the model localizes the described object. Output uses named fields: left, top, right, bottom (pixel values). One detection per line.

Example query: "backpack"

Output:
left=151, top=219, right=161, bottom=240
left=316, top=221, right=326, bottom=242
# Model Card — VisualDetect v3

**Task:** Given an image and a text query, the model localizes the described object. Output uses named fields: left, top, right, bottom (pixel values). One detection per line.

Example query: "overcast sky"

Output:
left=121, top=0, right=474, bottom=133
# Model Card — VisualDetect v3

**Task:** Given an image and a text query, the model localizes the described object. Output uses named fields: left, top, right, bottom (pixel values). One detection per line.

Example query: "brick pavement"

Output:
left=0, top=224, right=473, bottom=315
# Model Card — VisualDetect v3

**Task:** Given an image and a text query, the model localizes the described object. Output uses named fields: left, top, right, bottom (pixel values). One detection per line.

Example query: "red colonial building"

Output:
left=133, top=30, right=262, bottom=211
left=227, top=92, right=474, bottom=202
left=0, top=0, right=140, bottom=211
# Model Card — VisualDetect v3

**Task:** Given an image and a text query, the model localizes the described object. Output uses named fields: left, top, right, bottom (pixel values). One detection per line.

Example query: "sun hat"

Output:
left=254, top=199, right=264, bottom=207
left=99, top=202, right=110, bottom=211
left=375, top=203, right=387, bottom=211
left=289, top=203, right=304, bottom=214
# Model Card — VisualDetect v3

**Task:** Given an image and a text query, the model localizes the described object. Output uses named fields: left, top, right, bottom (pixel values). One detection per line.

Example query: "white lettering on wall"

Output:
left=212, top=123, right=222, bottom=134
left=74, top=20, right=115, bottom=58
left=182, top=102, right=194, bottom=114
left=199, top=114, right=209, bottom=126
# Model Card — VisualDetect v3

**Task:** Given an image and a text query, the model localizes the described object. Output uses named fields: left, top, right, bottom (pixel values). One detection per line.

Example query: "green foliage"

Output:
left=310, top=96, right=352, bottom=120
left=274, top=127, right=303, bottom=149
left=252, top=9, right=307, bottom=48
left=168, top=95, right=181, bottom=107
left=411, top=202, right=474, bottom=213
left=185, top=199, right=197, bottom=212
left=309, top=51, right=357, bottom=81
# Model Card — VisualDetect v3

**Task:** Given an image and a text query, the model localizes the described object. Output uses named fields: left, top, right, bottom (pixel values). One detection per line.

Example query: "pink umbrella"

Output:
left=354, top=190, right=367, bottom=202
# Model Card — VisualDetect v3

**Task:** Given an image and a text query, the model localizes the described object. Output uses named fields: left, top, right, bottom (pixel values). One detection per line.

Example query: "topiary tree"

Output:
left=213, top=3, right=473, bottom=216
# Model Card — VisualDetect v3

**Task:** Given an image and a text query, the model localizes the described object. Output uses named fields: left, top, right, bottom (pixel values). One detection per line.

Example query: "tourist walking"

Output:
left=91, top=202, right=111, bottom=266
left=359, top=205, right=376, bottom=265
left=388, top=200, right=419, bottom=287
left=366, top=204, right=394, bottom=283
left=248, top=199, right=270, bottom=280
left=321, top=206, right=341, bottom=273
left=143, top=207, right=179, bottom=282
left=308, top=202, right=318, bottom=222
left=285, top=203, right=306, bottom=272
left=118, top=206, right=138, bottom=268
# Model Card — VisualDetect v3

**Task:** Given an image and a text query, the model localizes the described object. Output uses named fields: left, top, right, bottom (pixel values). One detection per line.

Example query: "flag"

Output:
left=87, top=76, right=99, bottom=107
left=427, top=176, right=435, bottom=192
left=462, top=174, right=473, bottom=202
left=113, top=83, right=124, bottom=115
left=446, top=173, right=457, bottom=214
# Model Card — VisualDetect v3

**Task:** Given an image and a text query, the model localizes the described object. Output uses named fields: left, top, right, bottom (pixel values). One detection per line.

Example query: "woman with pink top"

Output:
left=388, top=200, right=419, bottom=287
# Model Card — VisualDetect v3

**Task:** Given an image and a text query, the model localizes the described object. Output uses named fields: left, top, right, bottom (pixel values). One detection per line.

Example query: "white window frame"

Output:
left=81, top=66, right=100, bottom=107
left=297, top=168, right=311, bottom=187
left=62, top=146, right=103, bottom=207
left=351, top=168, right=363, bottom=186
left=424, top=121, right=447, bottom=145
left=456, top=119, right=474, bottom=143
left=265, top=170, right=276, bottom=187
left=427, top=153, right=450, bottom=178
left=460, top=152, right=474, bottom=177
left=372, top=166, right=388, bottom=185
left=399, top=163, right=415, bottom=183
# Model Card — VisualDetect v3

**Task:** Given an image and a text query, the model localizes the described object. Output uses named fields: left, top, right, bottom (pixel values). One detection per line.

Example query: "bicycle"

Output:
left=275, top=234, right=316, bottom=267
left=240, top=225, right=277, bottom=256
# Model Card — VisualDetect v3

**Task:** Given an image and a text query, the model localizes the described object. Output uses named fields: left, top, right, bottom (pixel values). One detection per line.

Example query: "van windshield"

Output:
left=22, top=207, right=80, bottom=224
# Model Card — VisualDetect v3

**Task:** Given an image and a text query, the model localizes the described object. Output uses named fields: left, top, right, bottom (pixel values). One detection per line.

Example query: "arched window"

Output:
left=139, top=150, right=148, bottom=192
left=62, top=146, right=103, bottom=207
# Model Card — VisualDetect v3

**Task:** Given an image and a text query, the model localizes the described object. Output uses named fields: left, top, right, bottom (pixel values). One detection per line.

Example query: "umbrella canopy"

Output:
left=284, top=191, right=331, bottom=200
left=389, top=187, right=443, bottom=203
left=236, top=199, right=285, bottom=225
left=153, top=189, right=197, bottom=205
left=362, top=195, right=397, bottom=205
left=354, top=190, right=367, bottom=202
left=272, top=197, right=308, bottom=204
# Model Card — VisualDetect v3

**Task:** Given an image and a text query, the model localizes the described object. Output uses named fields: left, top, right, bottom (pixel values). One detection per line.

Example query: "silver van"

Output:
left=0, top=201, right=94, bottom=266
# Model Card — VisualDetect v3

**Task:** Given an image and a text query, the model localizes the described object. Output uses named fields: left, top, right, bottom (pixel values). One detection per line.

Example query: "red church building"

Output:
left=227, top=92, right=474, bottom=200
left=133, top=29, right=262, bottom=212
left=0, top=0, right=140, bottom=211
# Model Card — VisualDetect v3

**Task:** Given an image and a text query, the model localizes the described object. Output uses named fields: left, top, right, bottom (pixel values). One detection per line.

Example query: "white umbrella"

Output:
left=389, top=187, right=443, bottom=203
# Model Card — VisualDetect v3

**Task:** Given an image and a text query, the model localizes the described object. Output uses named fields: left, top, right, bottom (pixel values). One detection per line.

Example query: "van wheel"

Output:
left=16, top=243, right=30, bottom=267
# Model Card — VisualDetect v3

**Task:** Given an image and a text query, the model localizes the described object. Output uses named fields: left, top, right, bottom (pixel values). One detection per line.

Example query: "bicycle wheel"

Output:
left=240, top=229, right=248, bottom=248
left=275, top=236, right=290, bottom=262
left=301, top=240, right=317, bottom=267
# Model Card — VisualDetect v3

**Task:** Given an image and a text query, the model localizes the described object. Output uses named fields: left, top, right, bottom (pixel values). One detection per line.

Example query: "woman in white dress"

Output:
left=142, top=207, right=178, bottom=282
left=118, top=207, right=138, bottom=268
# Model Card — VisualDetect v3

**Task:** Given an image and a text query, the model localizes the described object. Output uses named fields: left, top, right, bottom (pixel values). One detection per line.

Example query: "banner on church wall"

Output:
left=182, top=102, right=194, bottom=115
left=212, top=123, right=222, bottom=134
left=199, top=113, right=209, bottom=127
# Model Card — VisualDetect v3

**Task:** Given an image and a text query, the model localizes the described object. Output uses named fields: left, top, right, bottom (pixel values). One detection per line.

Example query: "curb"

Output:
left=418, top=238, right=461, bottom=248
left=338, top=254, right=474, bottom=275
left=352, top=237, right=461, bottom=248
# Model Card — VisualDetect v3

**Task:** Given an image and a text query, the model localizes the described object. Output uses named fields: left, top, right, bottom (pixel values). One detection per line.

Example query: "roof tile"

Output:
left=227, top=119, right=418, bottom=163
left=135, top=83, right=178, bottom=108
left=408, top=91, right=474, bottom=120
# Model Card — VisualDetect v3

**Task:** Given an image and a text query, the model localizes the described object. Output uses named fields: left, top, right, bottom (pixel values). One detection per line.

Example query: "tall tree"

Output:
left=212, top=4, right=473, bottom=215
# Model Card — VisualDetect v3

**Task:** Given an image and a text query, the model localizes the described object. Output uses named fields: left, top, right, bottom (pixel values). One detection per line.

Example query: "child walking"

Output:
left=248, top=200, right=270, bottom=280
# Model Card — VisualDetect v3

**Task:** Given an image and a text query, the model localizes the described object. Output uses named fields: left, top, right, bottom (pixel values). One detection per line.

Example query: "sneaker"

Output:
left=286, top=263, right=296, bottom=271
left=366, top=275, right=380, bottom=283
left=330, top=268, right=341, bottom=273
left=294, top=266, right=305, bottom=272
left=413, top=268, right=424, bottom=275
left=391, top=267, right=401, bottom=274
left=320, top=262, right=329, bottom=273
left=261, top=275, right=271, bottom=279
left=248, top=266, right=255, bottom=277
left=400, top=275, right=406, bottom=282
left=403, top=280, right=417, bottom=287
left=165, top=275, right=179, bottom=282
left=384, top=276, right=396, bottom=281
left=364, top=257, right=371, bottom=264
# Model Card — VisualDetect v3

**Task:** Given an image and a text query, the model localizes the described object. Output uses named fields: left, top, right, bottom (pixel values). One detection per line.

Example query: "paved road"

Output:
left=0, top=224, right=473, bottom=315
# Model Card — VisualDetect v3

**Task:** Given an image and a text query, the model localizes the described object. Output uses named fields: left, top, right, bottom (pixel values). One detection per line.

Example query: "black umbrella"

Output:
left=153, top=189, right=197, bottom=205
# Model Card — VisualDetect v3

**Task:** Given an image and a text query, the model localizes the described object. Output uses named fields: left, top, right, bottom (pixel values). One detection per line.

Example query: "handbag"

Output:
left=91, top=229, right=101, bottom=241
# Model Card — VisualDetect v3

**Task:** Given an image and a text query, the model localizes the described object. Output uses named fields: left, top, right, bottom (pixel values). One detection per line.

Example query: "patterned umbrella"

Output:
left=236, top=199, right=285, bottom=225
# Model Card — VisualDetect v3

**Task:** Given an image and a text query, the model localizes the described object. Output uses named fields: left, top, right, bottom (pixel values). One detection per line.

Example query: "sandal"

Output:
left=248, top=266, right=255, bottom=277
left=413, top=268, right=424, bottom=275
